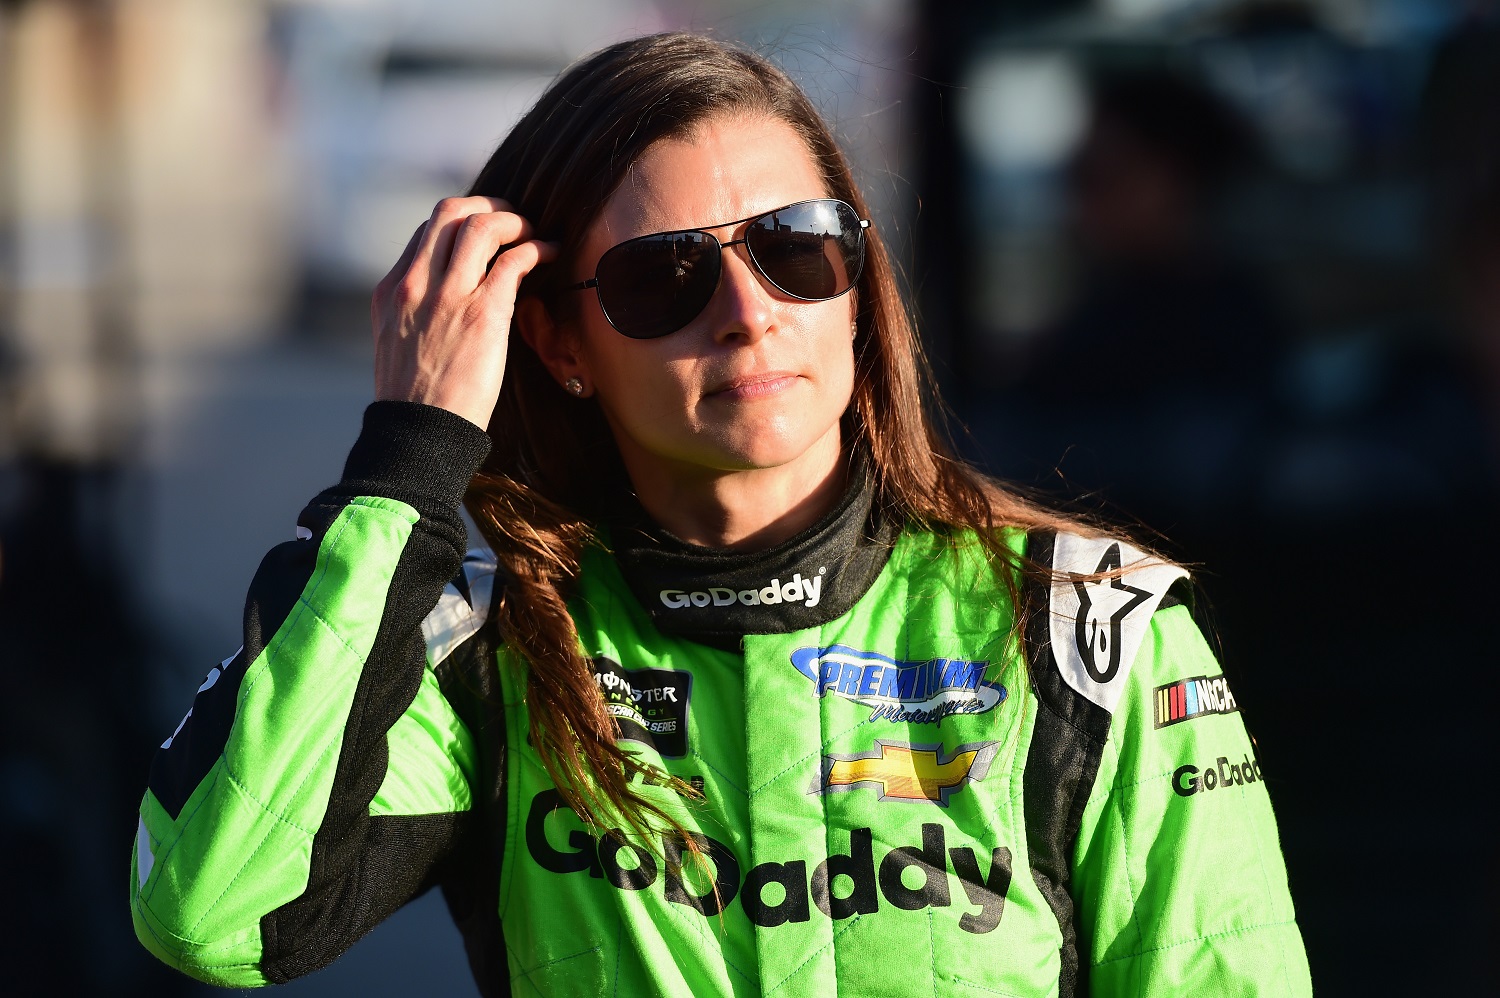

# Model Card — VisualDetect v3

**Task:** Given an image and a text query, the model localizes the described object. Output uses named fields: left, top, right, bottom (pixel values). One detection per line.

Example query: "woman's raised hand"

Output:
left=372, top=197, right=557, bottom=429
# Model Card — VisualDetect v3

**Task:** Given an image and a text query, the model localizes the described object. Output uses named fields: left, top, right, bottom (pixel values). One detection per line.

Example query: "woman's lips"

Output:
left=707, top=371, right=799, bottom=400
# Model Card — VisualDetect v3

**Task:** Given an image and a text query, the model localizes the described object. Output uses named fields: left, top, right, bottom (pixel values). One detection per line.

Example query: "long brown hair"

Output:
left=462, top=32, right=1085, bottom=836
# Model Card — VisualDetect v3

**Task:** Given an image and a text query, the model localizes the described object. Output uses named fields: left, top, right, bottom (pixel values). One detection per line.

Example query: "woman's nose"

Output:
left=707, top=241, right=776, bottom=344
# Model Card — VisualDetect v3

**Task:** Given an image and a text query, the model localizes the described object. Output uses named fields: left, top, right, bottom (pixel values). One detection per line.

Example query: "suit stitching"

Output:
left=613, top=910, right=622, bottom=998
left=141, top=762, right=225, bottom=908
left=928, top=907, right=938, bottom=998
left=763, top=910, right=865, bottom=995
left=509, top=943, right=604, bottom=992
left=236, top=507, right=361, bottom=703
left=1106, top=780, right=1147, bottom=996
left=748, top=714, right=867, bottom=797
left=1089, top=918, right=1301, bottom=967
left=184, top=769, right=325, bottom=937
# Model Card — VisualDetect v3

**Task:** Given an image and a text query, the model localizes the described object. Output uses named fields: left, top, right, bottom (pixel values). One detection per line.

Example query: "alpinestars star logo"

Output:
left=1071, top=543, right=1151, bottom=684
left=814, top=741, right=999, bottom=806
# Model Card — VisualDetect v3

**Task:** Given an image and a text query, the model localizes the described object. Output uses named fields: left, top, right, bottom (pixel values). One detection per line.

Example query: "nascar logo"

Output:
left=815, top=740, right=998, bottom=806
left=790, top=645, right=1007, bottom=723
left=1154, top=674, right=1239, bottom=728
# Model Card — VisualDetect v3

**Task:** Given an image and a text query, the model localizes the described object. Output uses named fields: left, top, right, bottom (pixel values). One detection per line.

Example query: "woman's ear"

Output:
left=515, top=297, right=592, bottom=396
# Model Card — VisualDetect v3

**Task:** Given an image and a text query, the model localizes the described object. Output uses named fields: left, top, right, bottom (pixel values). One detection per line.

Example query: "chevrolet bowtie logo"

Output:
left=814, top=741, right=999, bottom=806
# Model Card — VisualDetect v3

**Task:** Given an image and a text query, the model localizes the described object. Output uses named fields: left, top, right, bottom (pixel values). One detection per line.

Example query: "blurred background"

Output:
left=1, top=0, right=1493, bottom=994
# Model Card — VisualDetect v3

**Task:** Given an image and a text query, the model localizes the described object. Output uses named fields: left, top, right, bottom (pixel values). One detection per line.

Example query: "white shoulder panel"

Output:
left=421, top=546, right=498, bottom=669
left=1047, top=533, right=1188, bottom=715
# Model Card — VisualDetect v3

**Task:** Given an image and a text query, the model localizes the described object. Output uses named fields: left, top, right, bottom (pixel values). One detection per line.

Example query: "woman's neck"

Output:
left=619, top=431, right=848, bottom=551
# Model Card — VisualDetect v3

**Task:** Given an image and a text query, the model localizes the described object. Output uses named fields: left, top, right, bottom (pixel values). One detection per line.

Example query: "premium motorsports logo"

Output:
left=791, top=645, right=1007, bottom=723
left=660, top=567, right=826, bottom=610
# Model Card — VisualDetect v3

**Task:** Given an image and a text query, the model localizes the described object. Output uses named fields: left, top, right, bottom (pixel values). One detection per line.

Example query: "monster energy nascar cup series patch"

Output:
left=591, top=657, right=691, bottom=758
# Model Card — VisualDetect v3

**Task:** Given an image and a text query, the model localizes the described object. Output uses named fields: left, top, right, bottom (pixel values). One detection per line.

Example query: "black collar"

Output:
left=604, top=453, right=897, bottom=649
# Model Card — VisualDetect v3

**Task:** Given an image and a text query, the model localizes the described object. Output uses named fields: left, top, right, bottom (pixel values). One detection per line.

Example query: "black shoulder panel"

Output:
left=1019, top=530, right=1108, bottom=998
left=148, top=522, right=327, bottom=819
left=260, top=811, right=468, bottom=982
left=259, top=526, right=470, bottom=983
left=1157, top=575, right=1195, bottom=612
left=434, top=595, right=510, bottom=998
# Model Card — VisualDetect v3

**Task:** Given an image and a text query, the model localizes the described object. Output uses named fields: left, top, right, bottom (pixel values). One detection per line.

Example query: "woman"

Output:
left=130, top=33, right=1311, bottom=996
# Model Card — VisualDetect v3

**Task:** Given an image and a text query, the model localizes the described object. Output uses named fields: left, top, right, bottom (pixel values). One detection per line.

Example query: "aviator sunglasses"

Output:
left=566, top=198, right=870, bottom=339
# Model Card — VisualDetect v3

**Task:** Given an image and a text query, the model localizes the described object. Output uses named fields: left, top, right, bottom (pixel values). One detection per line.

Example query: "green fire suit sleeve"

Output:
left=130, top=402, right=490, bottom=988
left=1073, top=600, right=1312, bottom=995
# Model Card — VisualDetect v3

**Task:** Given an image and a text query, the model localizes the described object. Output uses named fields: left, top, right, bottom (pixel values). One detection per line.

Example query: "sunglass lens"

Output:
left=596, top=231, right=720, bottom=338
left=745, top=200, right=864, bottom=300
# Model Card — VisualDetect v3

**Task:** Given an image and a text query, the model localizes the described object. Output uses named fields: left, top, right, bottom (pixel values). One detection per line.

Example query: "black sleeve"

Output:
left=132, top=402, right=496, bottom=987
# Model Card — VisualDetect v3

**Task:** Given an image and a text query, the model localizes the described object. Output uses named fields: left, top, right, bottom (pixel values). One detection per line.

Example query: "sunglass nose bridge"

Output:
left=712, top=236, right=783, bottom=313
left=566, top=198, right=868, bottom=338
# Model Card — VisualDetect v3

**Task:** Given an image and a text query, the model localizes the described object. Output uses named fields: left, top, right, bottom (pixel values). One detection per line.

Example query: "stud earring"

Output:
left=564, top=377, right=584, bottom=396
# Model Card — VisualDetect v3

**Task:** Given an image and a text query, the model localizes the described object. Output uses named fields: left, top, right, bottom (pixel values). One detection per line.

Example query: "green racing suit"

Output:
left=130, top=402, right=1312, bottom=996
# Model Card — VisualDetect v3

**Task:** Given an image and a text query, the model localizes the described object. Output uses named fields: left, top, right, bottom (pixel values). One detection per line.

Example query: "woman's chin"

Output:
left=610, top=408, right=844, bottom=480
left=692, top=425, right=841, bottom=475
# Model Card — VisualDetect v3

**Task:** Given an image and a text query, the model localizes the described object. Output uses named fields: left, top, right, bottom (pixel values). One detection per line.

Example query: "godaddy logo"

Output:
left=1172, top=754, right=1264, bottom=797
left=659, top=567, right=826, bottom=610
left=525, top=790, right=1012, bottom=934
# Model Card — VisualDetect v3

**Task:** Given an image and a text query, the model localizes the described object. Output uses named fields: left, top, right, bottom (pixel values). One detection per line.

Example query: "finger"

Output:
left=374, top=222, right=427, bottom=300
left=445, top=211, right=536, bottom=291
left=412, top=196, right=514, bottom=284
left=480, top=239, right=560, bottom=308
